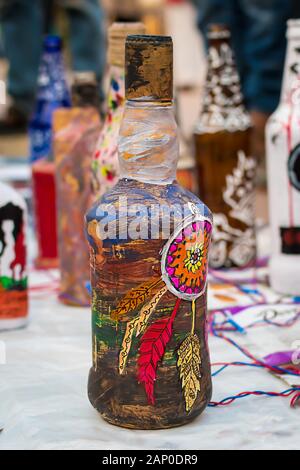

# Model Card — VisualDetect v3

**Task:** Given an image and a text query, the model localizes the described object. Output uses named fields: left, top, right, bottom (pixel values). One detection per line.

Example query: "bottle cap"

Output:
left=207, top=24, right=231, bottom=40
left=72, top=71, right=97, bottom=85
left=43, top=35, right=62, bottom=52
left=108, top=22, right=146, bottom=67
left=125, top=35, right=173, bottom=102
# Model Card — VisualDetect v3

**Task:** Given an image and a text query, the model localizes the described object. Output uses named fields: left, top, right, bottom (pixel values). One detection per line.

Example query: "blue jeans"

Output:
left=0, top=0, right=105, bottom=114
left=193, top=0, right=300, bottom=113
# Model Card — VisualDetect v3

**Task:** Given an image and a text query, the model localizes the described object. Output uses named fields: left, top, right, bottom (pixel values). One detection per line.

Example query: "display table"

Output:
left=0, top=265, right=299, bottom=451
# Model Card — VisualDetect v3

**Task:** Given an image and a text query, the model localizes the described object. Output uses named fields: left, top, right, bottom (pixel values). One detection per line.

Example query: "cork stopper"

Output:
left=108, top=22, right=146, bottom=67
left=207, top=24, right=231, bottom=40
left=125, top=35, right=173, bottom=102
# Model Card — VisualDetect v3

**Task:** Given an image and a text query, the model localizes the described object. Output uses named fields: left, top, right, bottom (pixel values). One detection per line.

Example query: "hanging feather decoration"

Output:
left=111, top=277, right=163, bottom=321
left=177, top=333, right=201, bottom=412
left=137, top=298, right=181, bottom=404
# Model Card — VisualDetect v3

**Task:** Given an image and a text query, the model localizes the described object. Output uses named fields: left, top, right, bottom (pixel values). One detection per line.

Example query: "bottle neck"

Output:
left=37, top=48, right=70, bottom=103
left=106, top=65, right=125, bottom=114
left=71, top=83, right=99, bottom=108
left=280, top=34, right=300, bottom=103
left=118, top=100, right=179, bottom=185
left=196, top=38, right=250, bottom=133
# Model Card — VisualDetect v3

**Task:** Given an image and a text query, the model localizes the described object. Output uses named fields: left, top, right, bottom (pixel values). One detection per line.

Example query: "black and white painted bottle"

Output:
left=0, top=182, right=28, bottom=330
left=266, top=19, right=300, bottom=295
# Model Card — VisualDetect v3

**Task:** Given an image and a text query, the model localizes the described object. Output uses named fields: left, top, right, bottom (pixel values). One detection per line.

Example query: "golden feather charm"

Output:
left=177, top=333, right=201, bottom=412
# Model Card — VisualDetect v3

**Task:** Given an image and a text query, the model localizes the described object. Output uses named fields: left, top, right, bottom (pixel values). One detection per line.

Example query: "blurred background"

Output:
left=1, top=0, right=300, bottom=222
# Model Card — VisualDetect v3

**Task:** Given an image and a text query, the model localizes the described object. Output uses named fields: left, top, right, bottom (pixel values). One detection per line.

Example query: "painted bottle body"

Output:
left=266, top=20, right=300, bottom=295
left=54, top=74, right=101, bottom=306
left=86, top=36, right=213, bottom=429
left=0, top=183, right=28, bottom=330
left=194, top=25, right=256, bottom=269
left=29, top=35, right=71, bottom=164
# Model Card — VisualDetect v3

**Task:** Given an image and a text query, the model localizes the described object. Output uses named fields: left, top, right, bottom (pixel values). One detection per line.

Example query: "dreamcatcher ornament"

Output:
left=111, top=209, right=212, bottom=412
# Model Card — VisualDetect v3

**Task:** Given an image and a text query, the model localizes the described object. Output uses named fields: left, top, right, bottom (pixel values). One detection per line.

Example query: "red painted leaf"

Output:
left=137, top=298, right=181, bottom=405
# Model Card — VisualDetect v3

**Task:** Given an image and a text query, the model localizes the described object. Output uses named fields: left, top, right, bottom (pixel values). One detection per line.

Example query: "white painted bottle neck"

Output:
left=280, top=20, right=300, bottom=103
left=118, top=101, right=179, bottom=185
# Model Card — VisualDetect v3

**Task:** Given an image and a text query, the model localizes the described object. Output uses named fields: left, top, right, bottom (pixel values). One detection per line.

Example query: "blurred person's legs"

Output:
left=194, top=0, right=246, bottom=86
left=239, top=0, right=295, bottom=160
left=61, top=0, right=105, bottom=94
left=0, top=0, right=43, bottom=132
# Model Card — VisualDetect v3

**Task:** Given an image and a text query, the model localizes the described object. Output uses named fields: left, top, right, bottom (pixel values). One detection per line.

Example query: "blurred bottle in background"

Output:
left=29, top=35, right=71, bottom=164
left=91, top=22, right=145, bottom=196
left=194, top=24, right=256, bottom=269
left=266, top=19, right=300, bottom=295
left=30, top=36, right=70, bottom=270
left=54, top=72, right=101, bottom=306
left=32, top=160, right=58, bottom=268
left=0, top=182, right=28, bottom=331
left=192, top=0, right=299, bottom=167
left=0, top=0, right=105, bottom=134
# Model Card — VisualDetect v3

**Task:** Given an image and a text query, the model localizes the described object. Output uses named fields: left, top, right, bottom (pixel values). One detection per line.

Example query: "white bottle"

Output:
left=266, top=19, right=300, bottom=295
left=0, top=182, right=28, bottom=330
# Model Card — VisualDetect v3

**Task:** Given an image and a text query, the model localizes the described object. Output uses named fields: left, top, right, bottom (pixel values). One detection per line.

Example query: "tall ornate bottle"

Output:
left=0, top=183, right=28, bottom=330
left=54, top=73, right=101, bottom=306
left=194, top=25, right=256, bottom=269
left=86, top=35, right=213, bottom=429
left=29, top=35, right=71, bottom=164
left=266, top=20, right=300, bottom=295
left=91, top=22, right=145, bottom=195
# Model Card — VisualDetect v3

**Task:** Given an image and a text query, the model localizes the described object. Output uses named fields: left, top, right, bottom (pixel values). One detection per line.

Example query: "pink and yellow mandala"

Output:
left=161, top=217, right=212, bottom=300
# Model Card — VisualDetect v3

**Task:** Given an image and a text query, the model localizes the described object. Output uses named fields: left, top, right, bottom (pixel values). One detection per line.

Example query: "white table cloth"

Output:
left=0, top=267, right=299, bottom=450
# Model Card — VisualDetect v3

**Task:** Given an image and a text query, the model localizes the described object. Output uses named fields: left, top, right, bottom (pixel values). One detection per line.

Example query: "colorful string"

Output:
left=208, top=388, right=300, bottom=408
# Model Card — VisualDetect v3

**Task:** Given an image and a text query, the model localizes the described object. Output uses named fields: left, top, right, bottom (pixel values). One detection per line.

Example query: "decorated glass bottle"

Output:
left=266, top=19, right=300, bottom=295
left=0, top=183, right=28, bottom=331
left=194, top=24, right=256, bottom=269
left=29, top=35, right=71, bottom=164
left=86, top=35, right=213, bottom=429
left=31, top=35, right=70, bottom=269
left=54, top=73, right=101, bottom=306
left=91, top=22, right=145, bottom=195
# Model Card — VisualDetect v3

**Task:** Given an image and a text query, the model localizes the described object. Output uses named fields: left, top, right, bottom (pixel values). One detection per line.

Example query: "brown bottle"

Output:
left=86, top=35, right=213, bottom=429
left=194, top=25, right=256, bottom=269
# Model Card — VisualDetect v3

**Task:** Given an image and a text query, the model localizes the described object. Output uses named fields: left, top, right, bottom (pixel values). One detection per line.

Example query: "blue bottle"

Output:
left=29, top=35, right=71, bottom=163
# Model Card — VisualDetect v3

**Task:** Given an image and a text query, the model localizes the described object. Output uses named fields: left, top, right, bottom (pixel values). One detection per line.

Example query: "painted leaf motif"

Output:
left=135, top=286, right=167, bottom=336
left=177, top=333, right=201, bottom=412
left=111, top=278, right=162, bottom=321
left=138, top=317, right=174, bottom=405
left=118, top=286, right=167, bottom=374
left=137, top=299, right=181, bottom=405
left=119, top=317, right=139, bottom=374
